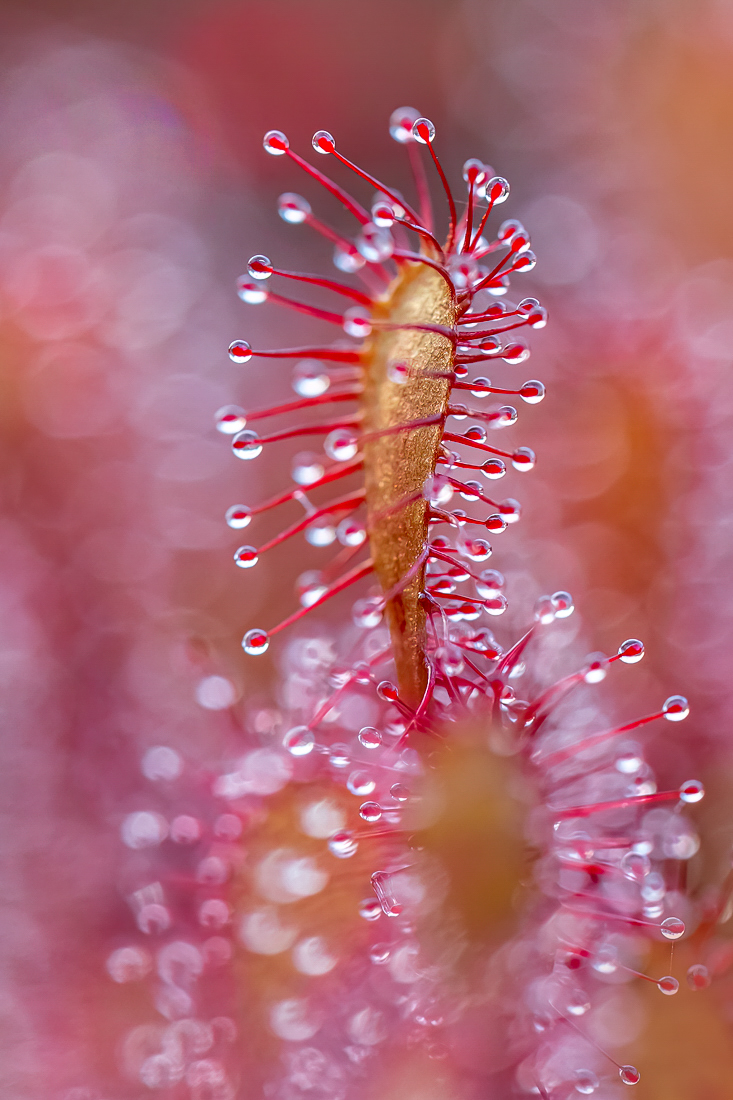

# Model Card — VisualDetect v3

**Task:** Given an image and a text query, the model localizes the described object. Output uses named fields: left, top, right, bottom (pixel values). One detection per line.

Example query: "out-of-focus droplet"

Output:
left=107, top=946, right=152, bottom=983
left=573, top=1068, right=599, bottom=1094
left=328, top=830, right=358, bottom=859
left=215, top=405, right=246, bottom=434
left=687, top=963, right=711, bottom=990
left=293, top=359, right=331, bottom=397
left=389, top=106, right=421, bottom=143
left=121, top=811, right=168, bottom=849
left=283, top=726, right=315, bottom=756
left=657, top=975, right=679, bottom=995
left=234, top=545, right=258, bottom=569
left=278, top=192, right=311, bottom=224
left=141, top=746, right=182, bottom=782
left=324, top=428, right=358, bottom=462
left=583, top=654, right=608, bottom=684
left=679, top=779, right=704, bottom=803
left=347, top=771, right=376, bottom=796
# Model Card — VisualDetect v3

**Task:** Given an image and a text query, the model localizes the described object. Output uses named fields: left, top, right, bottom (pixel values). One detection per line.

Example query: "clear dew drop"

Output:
left=621, top=851, right=650, bottom=880
left=390, top=783, right=409, bottom=802
left=226, top=504, right=251, bottom=530
left=232, top=430, right=262, bottom=460
left=503, top=342, right=531, bottom=364
left=481, top=457, right=507, bottom=480
left=293, top=359, right=331, bottom=397
left=657, top=975, right=679, bottom=996
left=511, top=447, right=536, bottom=471
left=359, top=726, right=382, bottom=749
left=660, top=916, right=685, bottom=940
left=263, top=129, right=289, bottom=155
left=312, top=129, right=335, bottom=154
left=618, top=638, right=644, bottom=663
left=485, top=513, right=508, bottom=534
left=551, top=590, right=574, bottom=618
left=278, top=192, right=311, bottom=224
left=663, top=695, right=690, bottom=721
left=360, top=801, right=382, bottom=823
left=370, top=942, right=391, bottom=964
left=389, top=106, right=421, bottom=143
left=520, top=379, right=545, bottom=403
left=234, top=545, right=258, bottom=569
left=412, top=117, right=435, bottom=144
left=242, top=628, right=269, bottom=656
left=283, top=726, right=315, bottom=756
left=247, top=254, right=274, bottom=280
left=619, top=1066, right=640, bottom=1086
left=687, top=963, right=711, bottom=990
left=484, top=176, right=510, bottom=204
left=679, top=779, right=704, bottom=803
left=228, top=340, right=252, bottom=364
left=573, top=1068, right=599, bottom=1095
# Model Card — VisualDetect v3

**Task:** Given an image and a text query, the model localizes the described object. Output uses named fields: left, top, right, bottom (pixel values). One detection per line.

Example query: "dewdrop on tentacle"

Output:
left=200, top=108, right=710, bottom=1095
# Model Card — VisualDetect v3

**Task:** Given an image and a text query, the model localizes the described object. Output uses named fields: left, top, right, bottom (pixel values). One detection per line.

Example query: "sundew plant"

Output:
left=112, top=109, right=708, bottom=1100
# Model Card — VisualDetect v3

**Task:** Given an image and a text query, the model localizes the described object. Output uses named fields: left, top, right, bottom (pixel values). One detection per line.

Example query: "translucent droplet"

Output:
left=574, top=1068, right=599, bottom=1094
left=107, top=945, right=151, bottom=983
left=519, top=379, right=545, bottom=404
left=687, top=963, right=711, bottom=990
left=242, top=628, right=269, bottom=656
left=503, top=342, right=531, bottom=364
left=511, top=447, right=536, bottom=471
left=226, top=504, right=252, bottom=530
left=141, top=745, right=182, bottom=782
left=333, top=242, right=365, bottom=273
left=337, top=517, right=366, bottom=547
left=485, top=514, right=508, bottom=534
left=460, top=538, right=492, bottom=563
left=324, top=428, right=358, bottom=462
left=481, top=457, right=507, bottom=479
left=657, top=975, right=679, bottom=995
left=293, top=359, right=330, bottom=397
left=389, top=106, right=421, bottom=143
left=390, top=783, right=409, bottom=802
left=352, top=596, right=383, bottom=629
left=592, top=943, right=618, bottom=974
left=234, top=545, right=258, bottom=569
left=305, top=517, right=336, bottom=546
left=228, top=340, right=252, bottom=364
left=387, top=359, right=409, bottom=384
left=377, top=680, right=399, bottom=702
left=357, top=223, right=394, bottom=263
left=359, top=898, right=382, bottom=921
left=484, top=176, right=510, bottom=204
left=660, top=916, right=685, bottom=940
left=343, top=306, right=372, bottom=337
left=328, top=830, right=358, bottom=858
left=663, top=695, right=690, bottom=722
left=263, top=129, right=289, bottom=155
left=372, top=201, right=396, bottom=227
left=121, top=811, right=168, bottom=849
left=370, top=942, right=391, bottom=964
left=424, top=474, right=454, bottom=506
left=359, top=726, right=382, bottom=749
left=247, top=254, right=273, bottom=280
left=232, top=429, right=262, bottom=460
left=534, top=595, right=555, bottom=625
left=641, top=872, right=666, bottom=903
left=283, top=726, right=315, bottom=756
left=462, top=157, right=487, bottom=186
left=619, top=1066, right=640, bottom=1086
left=465, top=423, right=487, bottom=443
left=513, top=250, right=537, bottom=272
left=347, top=771, right=376, bottom=796
left=278, top=192, right=311, bottom=224
left=621, top=852, right=650, bottom=882
left=236, top=279, right=268, bottom=304
left=312, top=130, right=335, bottom=154
left=508, top=229, right=531, bottom=254
left=292, top=452, right=325, bottom=486
left=329, top=744, right=350, bottom=769
left=583, top=654, right=609, bottom=684
left=475, top=569, right=504, bottom=598
left=360, top=801, right=382, bottom=822
left=618, top=638, right=644, bottom=664
left=297, top=571, right=328, bottom=608
left=551, top=590, right=574, bottom=618
left=412, top=117, right=435, bottom=144
left=679, top=779, right=704, bottom=803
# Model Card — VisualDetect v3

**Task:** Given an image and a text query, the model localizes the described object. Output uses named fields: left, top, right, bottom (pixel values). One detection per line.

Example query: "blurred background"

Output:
left=2, top=0, right=733, bottom=1096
